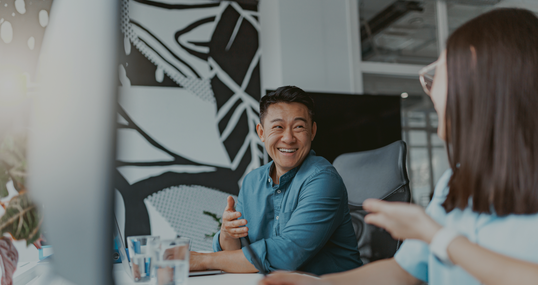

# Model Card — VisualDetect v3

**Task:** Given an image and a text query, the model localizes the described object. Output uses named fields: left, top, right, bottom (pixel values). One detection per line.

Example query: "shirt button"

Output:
left=276, top=216, right=279, bottom=220
left=268, top=178, right=271, bottom=183
left=277, top=190, right=281, bottom=194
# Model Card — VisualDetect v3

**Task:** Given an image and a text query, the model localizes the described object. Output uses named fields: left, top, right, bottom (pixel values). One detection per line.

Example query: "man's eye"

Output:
left=295, top=125, right=305, bottom=129
left=273, top=125, right=283, bottom=129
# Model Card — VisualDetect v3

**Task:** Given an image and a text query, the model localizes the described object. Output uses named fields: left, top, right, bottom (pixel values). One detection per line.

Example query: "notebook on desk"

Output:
left=189, top=270, right=224, bottom=276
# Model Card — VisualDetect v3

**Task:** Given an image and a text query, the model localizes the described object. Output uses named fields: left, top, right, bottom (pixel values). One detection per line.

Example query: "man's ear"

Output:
left=311, top=122, right=317, bottom=141
left=256, top=123, right=265, bottom=142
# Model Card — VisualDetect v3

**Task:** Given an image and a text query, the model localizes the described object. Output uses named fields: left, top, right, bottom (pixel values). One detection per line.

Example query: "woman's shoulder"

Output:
left=432, top=169, right=452, bottom=200
left=424, top=169, right=453, bottom=224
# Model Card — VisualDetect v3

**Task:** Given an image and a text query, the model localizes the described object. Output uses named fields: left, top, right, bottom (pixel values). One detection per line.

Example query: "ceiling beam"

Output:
left=360, top=61, right=424, bottom=77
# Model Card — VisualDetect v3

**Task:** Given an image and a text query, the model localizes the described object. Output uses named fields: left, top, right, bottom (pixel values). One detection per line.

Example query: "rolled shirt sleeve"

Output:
left=394, top=169, right=452, bottom=282
left=394, top=239, right=430, bottom=282
left=212, top=230, right=223, bottom=252
left=242, top=170, right=348, bottom=272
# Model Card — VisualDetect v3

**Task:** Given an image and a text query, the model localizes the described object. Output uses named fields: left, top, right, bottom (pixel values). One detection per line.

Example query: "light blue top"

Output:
left=395, top=169, right=538, bottom=284
left=213, top=150, right=362, bottom=275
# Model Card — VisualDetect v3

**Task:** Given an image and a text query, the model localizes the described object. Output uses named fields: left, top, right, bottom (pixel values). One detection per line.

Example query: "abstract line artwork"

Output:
left=115, top=0, right=262, bottom=251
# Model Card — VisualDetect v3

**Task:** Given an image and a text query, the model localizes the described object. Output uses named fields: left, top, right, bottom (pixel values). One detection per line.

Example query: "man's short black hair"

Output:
left=259, top=86, right=315, bottom=125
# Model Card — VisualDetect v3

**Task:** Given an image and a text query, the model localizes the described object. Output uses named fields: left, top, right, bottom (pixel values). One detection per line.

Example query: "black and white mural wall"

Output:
left=115, top=0, right=262, bottom=251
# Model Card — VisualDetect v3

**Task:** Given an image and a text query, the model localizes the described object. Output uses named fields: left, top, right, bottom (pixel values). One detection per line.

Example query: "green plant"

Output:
left=203, top=211, right=222, bottom=238
left=0, top=135, right=42, bottom=246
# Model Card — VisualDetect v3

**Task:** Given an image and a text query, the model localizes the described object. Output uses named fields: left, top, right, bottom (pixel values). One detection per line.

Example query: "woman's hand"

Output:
left=363, top=199, right=442, bottom=244
left=259, top=272, right=328, bottom=285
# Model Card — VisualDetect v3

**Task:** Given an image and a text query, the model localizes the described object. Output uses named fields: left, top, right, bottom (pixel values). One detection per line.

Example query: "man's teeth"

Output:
left=278, top=148, right=297, bottom=153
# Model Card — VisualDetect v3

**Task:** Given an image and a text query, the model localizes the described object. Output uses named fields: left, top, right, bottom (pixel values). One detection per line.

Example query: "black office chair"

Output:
left=333, top=140, right=411, bottom=264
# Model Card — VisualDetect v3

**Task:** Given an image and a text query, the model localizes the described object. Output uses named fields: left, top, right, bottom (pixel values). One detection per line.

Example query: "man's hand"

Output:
left=219, top=196, right=248, bottom=250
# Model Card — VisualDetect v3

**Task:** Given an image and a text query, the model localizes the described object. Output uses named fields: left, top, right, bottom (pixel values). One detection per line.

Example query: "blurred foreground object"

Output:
left=0, top=135, right=41, bottom=285
left=27, top=0, right=119, bottom=284
left=0, top=237, right=18, bottom=285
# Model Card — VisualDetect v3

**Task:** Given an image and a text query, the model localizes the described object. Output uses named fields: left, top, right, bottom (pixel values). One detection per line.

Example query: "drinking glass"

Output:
left=127, top=235, right=160, bottom=282
left=153, top=238, right=190, bottom=285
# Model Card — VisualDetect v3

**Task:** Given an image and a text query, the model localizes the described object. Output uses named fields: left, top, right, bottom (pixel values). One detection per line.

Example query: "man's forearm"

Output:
left=202, top=250, right=258, bottom=273
left=321, top=258, right=420, bottom=285
left=219, top=233, right=241, bottom=251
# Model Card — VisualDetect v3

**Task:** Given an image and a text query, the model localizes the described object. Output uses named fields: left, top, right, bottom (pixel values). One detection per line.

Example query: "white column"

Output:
left=259, top=0, right=362, bottom=94
left=347, top=0, right=363, bottom=94
left=436, top=0, right=449, bottom=53
left=259, top=0, right=283, bottom=94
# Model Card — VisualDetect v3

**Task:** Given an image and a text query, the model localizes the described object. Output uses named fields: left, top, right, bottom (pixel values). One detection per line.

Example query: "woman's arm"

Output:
left=321, top=258, right=420, bottom=285
left=447, top=236, right=538, bottom=285
left=363, top=199, right=538, bottom=285
left=259, top=258, right=420, bottom=285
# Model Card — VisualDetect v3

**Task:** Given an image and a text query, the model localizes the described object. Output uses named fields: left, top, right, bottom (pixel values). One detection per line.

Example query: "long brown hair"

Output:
left=443, top=8, right=538, bottom=215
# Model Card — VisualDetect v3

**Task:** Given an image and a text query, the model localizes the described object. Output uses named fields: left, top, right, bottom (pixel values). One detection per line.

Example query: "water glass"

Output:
left=127, top=235, right=160, bottom=282
left=153, top=238, right=190, bottom=285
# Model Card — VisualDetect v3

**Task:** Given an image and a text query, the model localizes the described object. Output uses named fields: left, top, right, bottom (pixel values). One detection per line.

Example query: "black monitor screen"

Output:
left=307, top=92, right=401, bottom=163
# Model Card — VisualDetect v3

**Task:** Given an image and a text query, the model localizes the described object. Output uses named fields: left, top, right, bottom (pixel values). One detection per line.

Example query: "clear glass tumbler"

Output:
left=127, top=235, right=160, bottom=282
left=153, top=238, right=190, bottom=285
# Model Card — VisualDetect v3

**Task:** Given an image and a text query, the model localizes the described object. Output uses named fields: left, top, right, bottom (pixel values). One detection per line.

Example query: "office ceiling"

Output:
left=358, top=0, right=537, bottom=65
left=359, top=0, right=538, bottom=100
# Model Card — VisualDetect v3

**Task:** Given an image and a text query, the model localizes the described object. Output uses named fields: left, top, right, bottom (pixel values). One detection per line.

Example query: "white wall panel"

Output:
left=260, top=0, right=361, bottom=94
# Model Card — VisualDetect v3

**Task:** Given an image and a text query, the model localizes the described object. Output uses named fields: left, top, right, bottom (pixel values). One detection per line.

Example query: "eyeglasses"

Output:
left=419, top=60, right=438, bottom=95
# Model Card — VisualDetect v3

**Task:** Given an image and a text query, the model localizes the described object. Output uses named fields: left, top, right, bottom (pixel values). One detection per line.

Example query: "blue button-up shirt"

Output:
left=395, top=169, right=538, bottom=284
left=213, top=150, right=362, bottom=275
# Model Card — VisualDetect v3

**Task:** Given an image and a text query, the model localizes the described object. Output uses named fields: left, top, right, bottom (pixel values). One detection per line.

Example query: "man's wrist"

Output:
left=197, top=253, right=212, bottom=270
left=220, top=230, right=229, bottom=241
left=219, top=232, right=231, bottom=247
left=204, top=251, right=225, bottom=270
left=218, top=231, right=225, bottom=247
left=219, top=231, right=240, bottom=251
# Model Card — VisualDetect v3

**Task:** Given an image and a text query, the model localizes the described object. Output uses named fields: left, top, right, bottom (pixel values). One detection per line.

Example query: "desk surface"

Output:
left=14, top=263, right=263, bottom=285
left=113, top=264, right=264, bottom=285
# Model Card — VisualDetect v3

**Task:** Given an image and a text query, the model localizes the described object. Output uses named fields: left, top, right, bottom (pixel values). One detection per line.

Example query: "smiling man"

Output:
left=189, top=86, right=362, bottom=275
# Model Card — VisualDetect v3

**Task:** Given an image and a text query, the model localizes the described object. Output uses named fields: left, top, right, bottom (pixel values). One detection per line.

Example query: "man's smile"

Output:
left=278, top=148, right=298, bottom=153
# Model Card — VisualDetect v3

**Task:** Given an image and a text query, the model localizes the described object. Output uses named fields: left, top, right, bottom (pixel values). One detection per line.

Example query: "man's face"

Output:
left=256, top=102, right=317, bottom=177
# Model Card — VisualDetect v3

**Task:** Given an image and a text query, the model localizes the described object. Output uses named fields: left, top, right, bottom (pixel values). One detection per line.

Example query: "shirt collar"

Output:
left=279, top=167, right=298, bottom=185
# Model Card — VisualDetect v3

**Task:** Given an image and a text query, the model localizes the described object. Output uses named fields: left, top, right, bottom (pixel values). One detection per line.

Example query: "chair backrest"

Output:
left=333, top=140, right=410, bottom=264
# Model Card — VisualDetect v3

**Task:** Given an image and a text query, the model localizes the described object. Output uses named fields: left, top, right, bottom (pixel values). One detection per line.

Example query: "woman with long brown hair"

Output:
left=259, top=8, right=538, bottom=285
